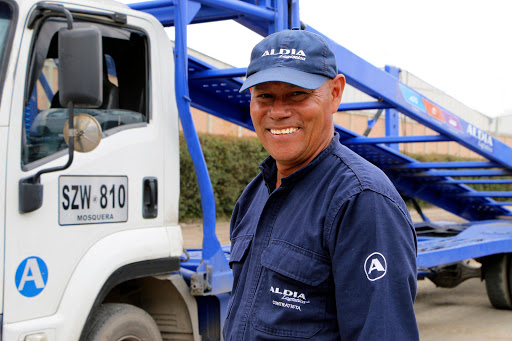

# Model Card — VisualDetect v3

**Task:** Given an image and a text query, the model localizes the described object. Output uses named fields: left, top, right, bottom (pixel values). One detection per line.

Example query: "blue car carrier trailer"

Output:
left=133, top=0, right=512, bottom=329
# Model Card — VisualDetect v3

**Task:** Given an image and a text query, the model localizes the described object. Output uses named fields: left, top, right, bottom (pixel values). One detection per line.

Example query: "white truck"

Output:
left=1, top=0, right=223, bottom=339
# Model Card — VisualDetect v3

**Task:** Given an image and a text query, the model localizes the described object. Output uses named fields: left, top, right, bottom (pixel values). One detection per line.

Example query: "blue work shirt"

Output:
left=223, top=133, right=419, bottom=340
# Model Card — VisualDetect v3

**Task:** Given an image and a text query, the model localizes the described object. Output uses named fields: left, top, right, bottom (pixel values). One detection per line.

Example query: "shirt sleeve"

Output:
left=328, top=189, right=419, bottom=340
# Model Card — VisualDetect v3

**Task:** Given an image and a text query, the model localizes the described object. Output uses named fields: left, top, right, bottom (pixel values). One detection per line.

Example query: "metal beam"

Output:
left=195, top=0, right=275, bottom=22
left=391, top=161, right=499, bottom=170
left=189, top=68, right=246, bottom=80
left=455, top=192, right=512, bottom=198
left=342, top=135, right=451, bottom=145
left=414, top=170, right=512, bottom=178
left=385, top=65, right=400, bottom=151
left=338, top=101, right=393, bottom=111
left=443, top=179, right=512, bottom=185
left=487, top=202, right=512, bottom=206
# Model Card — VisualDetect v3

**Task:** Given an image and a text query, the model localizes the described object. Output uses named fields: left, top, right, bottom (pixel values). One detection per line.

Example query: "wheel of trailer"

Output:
left=483, top=253, right=512, bottom=309
left=83, top=303, right=162, bottom=341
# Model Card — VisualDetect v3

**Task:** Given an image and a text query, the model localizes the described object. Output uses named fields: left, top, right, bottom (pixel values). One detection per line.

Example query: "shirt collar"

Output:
left=259, top=133, right=340, bottom=192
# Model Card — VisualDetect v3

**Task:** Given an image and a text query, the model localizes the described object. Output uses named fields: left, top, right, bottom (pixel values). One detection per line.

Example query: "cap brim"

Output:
left=239, top=67, right=329, bottom=92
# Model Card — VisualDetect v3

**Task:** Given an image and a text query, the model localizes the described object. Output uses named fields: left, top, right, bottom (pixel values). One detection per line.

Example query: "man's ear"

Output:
left=330, top=74, right=346, bottom=114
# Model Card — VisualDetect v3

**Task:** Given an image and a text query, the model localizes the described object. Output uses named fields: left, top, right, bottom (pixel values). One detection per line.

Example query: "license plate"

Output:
left=59, top=176, right=128, bottom=225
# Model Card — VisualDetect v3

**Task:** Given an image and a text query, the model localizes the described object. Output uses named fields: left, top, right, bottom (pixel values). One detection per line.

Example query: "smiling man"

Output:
left=223, top=29, right=419, bottom=340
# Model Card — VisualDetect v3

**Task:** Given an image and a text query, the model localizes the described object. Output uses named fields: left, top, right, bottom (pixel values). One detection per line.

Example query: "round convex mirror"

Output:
left=63, top=113, right=102, bottom=153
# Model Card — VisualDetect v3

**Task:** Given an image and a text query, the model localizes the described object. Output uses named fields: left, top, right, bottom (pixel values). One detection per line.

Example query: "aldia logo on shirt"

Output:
left=270, top=286, right=309, bottom=312
left=270, top=286, right=307, bottom=300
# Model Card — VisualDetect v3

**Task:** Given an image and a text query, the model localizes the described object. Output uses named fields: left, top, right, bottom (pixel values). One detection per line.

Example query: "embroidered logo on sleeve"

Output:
left=364, top=252, right=387, bottom=281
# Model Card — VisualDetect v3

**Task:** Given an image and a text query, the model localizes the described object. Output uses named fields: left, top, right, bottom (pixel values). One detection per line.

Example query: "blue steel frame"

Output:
left=130, top=0, right=512, bottom=295
left=384, top=65, right=400, bottom=151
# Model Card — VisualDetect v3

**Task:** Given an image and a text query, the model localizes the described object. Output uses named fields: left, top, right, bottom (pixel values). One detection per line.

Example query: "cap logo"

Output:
left=261, top=48, right=306, bottom=61
left=240, top=30, right=337, bottom=92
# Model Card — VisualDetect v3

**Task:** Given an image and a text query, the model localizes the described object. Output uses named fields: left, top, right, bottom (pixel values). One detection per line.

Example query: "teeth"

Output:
left=270, top=127, right=298, bottom=135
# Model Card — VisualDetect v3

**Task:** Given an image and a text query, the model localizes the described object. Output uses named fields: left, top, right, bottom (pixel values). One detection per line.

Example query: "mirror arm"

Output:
left=19, top=101, right=75, bottom=214
left=32, top=101, right=75, bottom=184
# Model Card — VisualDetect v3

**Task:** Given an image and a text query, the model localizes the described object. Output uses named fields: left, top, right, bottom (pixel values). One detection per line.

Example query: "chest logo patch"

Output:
left=364, top=252, right=387, bottom=281
left=270, top=286, right=310, bottom=311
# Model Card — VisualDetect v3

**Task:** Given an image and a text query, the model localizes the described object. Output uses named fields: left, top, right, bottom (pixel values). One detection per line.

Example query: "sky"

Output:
left=122, top=0, right=512, bottom=118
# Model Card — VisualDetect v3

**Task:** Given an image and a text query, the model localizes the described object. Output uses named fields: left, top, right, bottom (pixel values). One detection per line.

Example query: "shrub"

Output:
left=179, top=133, right=268, bottom=221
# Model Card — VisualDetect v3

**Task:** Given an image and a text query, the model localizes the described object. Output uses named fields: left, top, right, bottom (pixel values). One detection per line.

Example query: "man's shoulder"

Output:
left=327, top=141, right=399, bottom=197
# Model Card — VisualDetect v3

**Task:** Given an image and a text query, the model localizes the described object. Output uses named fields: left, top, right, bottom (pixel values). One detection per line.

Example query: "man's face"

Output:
left=250, top=75, right=345, bottom=175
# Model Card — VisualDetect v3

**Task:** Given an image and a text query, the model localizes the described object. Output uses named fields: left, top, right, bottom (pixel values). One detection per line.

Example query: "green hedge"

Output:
left=179, top=133, right=268, bottom=221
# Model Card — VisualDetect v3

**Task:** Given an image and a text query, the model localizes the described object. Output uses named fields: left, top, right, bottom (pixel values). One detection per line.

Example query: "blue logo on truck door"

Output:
left=15, top=257, right=48, bottom=297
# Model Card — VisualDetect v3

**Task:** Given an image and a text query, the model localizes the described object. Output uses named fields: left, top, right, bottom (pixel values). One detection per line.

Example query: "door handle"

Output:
left=143, top=177, right=158, bottom=218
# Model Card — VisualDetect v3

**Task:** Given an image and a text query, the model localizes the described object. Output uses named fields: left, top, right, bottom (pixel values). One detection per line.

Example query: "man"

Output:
left=223, top=29, right=419, bottom=340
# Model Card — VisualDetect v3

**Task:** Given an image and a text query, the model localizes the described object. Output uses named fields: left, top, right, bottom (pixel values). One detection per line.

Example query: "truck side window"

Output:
left=0, top=1, right=15, bottom=106
left=22, top=18, right=149, bottom=166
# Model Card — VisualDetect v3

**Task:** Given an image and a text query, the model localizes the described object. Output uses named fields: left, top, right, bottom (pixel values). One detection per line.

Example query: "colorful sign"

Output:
left=399, top=84, right=425, bottom=112
left=421, top=98, right=445, bottom=122
left=442, top=110, right=463, bottom=132
left=399, top=84, right=494, bottom=153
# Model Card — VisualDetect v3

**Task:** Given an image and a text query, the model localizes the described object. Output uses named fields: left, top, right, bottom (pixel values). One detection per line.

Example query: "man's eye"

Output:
left=290, top=91, right=310, bottom=99
left=257, top=93, right=273, bottom=99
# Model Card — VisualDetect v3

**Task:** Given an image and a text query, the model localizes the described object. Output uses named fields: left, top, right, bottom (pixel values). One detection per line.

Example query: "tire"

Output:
left=483, top=254, right=512, bottom=309
left=83, top=303, right=163, bottom=341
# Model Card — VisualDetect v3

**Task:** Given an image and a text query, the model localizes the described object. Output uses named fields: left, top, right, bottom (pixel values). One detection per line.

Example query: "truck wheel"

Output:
left=483, top=254, right=512, bottom=309
left=83, top=303, right=163, bottom=341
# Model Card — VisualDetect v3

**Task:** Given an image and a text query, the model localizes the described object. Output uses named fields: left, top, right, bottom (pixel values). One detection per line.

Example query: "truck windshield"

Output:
left=0, top=1, right=15, bottom=105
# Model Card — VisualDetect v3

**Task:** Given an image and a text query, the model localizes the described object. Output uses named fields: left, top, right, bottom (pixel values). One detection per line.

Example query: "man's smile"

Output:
left=269, top=127, right=299, bottom=135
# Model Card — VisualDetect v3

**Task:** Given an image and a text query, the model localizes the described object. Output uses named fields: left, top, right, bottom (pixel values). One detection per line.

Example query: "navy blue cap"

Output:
left=240, top=29, right=338, bottom=92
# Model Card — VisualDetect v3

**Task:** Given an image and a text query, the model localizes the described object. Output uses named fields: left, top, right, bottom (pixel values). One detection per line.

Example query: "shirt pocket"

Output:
left=253, top=240, right=331, bottom=339
left=226, top=235, right=253, bottom=319
left=229, top=235, right=252, bottom=268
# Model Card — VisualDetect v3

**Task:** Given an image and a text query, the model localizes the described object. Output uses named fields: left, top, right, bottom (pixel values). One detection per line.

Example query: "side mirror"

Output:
left=19, top=21, right=104, bottom=214
left=58, top=26, right=103, bottom=107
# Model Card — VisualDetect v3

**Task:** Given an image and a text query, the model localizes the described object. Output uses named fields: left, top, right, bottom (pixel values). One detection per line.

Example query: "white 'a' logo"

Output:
left=368, top=259, right=385, bottom=274
left=364, top=252, right=387, bottom=281
left=18, top=258, right=45, bottom=291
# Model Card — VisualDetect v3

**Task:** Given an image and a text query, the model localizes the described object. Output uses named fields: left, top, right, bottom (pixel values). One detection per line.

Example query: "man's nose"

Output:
left=269, top=98, right=292, bottom=119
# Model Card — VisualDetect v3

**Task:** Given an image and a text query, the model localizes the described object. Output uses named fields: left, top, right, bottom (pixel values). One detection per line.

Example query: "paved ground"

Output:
left=181, top=207, right=512, bottom=339
left=416, top=278, right=512, bottom=340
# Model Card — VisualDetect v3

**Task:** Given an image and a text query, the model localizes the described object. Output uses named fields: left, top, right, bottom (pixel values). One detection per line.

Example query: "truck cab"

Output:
left=0, top=0, right=196, bottom=339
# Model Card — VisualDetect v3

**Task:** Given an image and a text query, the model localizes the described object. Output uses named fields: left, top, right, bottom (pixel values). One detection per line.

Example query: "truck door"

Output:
left=0, top=0, right=16, bottom=324
left=4, top=14, right=166, bottom=324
